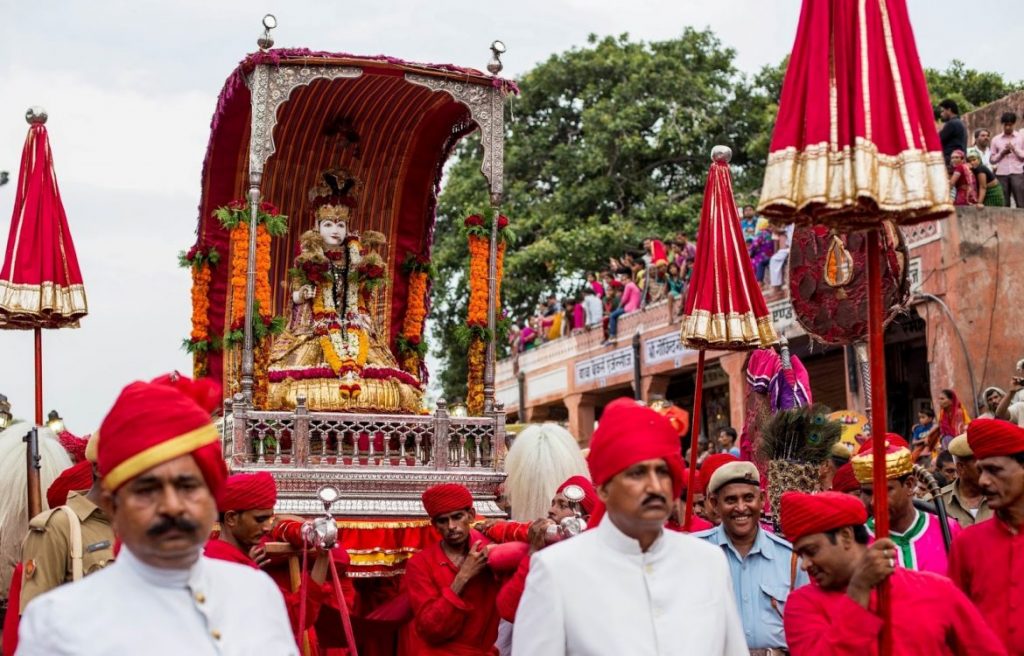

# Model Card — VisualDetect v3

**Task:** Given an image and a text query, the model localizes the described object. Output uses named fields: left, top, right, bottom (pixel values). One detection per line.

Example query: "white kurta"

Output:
left=17, top=546, right=297, bottom=656
left=511, top=516, right=748, bottom=656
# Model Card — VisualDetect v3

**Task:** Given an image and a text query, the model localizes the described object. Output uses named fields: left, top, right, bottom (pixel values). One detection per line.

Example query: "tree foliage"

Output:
left=925, top=60, right=1023, bottom=114
left=430, top=30, right=779, bottom=400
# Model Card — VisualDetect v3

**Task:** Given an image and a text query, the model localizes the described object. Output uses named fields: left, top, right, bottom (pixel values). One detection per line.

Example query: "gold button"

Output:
left=211, top=630, right=221, bottom=640
left=195, top=593, right=206, bottom=604
left=644, top=564, right=653, bottom=574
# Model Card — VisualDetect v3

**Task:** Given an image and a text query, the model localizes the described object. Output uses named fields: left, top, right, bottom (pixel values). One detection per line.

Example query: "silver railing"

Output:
left=226, top=395, right=507, bottom=471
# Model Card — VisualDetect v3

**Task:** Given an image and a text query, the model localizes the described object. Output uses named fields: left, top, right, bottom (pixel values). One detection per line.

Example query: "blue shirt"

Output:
left=694, top=523, right=809, bottom=649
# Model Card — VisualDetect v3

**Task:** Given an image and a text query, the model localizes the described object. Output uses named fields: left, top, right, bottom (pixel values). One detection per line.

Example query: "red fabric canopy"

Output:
left=758, top=0, right=952, bottom=227
left=0, top=119, right=87, bottom=329
left=680, top=154, right=777, bottom=350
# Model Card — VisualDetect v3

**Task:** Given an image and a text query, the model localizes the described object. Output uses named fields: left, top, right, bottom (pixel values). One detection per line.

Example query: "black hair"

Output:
left=920, top=407, right=935, bottom=419
left=824, top=524, right=870, bottom=545
left=583, top=287, right=595, bottom=295
left=1013, top=452, right=1024, bottom=466
left=1001, top=111, right=1018, bottom=125
left=935, top=451, right=955, bottom=468
left=719, top=426, right=738, bottom=441
left=939, top=99, right=959, bottom=114
left=974, top=127, right=990, bottom=139
left=615, top=267, right=632, bottom=276
left=941, top=388, right=955, bottom=400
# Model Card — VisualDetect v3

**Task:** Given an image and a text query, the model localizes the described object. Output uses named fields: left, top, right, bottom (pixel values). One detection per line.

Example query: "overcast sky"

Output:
left=1, top=0, right=1020, bottom=433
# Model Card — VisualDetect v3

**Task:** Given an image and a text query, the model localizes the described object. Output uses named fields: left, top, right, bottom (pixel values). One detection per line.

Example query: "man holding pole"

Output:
left=781, top=491, right=1005, bottom=655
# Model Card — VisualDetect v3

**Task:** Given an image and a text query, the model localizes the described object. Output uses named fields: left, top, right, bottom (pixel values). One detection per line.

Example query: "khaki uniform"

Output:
left=19, top=491, right=114, bottom=612
left=939, top=481, right=993, bottom=529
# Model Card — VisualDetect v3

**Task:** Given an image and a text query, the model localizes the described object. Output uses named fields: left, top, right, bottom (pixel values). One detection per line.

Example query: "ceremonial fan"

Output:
left=0, top=108, right=88, bottom=517
left=679, top=146, right=777, bottom=528
left=757, top=1, right=953, bottom=652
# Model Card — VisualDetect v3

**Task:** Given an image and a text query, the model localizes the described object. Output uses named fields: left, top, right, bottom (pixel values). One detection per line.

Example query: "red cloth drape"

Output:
left=758, top=0, right=951, bottom=227
left=0, top=122, right=87, bottom=328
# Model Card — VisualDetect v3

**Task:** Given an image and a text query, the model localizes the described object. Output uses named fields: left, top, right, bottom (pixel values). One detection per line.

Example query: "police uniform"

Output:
left=19, top=491, right=114, bottom=612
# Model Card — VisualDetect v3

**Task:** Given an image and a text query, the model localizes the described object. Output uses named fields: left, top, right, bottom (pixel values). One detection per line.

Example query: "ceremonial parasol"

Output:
left=757, top=2, right=952, bottom=652
left=679, top=146, right=777, bottom=527
left=0, top=108, right=87, bottom=517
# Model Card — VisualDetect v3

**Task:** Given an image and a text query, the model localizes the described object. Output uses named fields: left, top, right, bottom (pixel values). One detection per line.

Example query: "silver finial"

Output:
left=26, top=107, right=48, bottom=125
left=711, top=145, right=732, bottom=163
left=487, top=40, right=506, bottom=76
left=257, top=14, right=277, bottom=51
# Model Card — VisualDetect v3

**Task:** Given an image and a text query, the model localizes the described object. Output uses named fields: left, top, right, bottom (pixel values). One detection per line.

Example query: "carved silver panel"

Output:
left=404, top=73, right=506, bottom=201
left=247, top=64, right=364, bottom=174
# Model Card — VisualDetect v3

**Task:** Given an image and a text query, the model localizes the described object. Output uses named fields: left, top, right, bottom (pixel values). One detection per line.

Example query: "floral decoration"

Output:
left=179, top=245, right=221, bottom=377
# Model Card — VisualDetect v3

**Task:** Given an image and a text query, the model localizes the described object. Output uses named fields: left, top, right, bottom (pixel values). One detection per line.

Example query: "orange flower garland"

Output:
left=466, top=338, right=486, bottom=415
left=466, top=234, right=490, bottom=327
left=462, top=214, right=510, bottom=415
left=180, top=245, right=220, bottom=378
left=402, top=271, right=429, bottom=337
left=229, top=222, right=249, bottom=328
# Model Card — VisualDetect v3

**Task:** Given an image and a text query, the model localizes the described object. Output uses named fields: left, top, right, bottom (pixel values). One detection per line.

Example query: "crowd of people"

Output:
left=3, top=369, right=1023, bottom=655
left=510, top=220, right=793, bottom=352
left=938, top=100, right=1024, bottom=208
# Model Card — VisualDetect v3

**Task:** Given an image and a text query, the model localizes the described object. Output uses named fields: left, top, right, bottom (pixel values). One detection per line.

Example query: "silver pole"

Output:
left=240, top=170, right=262, bottom=404
left=483, top=196, right=498, bottom=414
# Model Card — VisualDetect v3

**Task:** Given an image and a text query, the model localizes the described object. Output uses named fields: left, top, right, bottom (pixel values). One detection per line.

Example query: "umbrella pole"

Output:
left=34, top=327, right=42, bottom=424
left=682, top=349, right=706, bottom=528
left=866, top=228, right=892, bottom=655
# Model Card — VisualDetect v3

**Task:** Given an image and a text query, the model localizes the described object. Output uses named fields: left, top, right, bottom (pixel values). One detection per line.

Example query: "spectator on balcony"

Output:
left=520, top=318, right=539, bottom=352
left=749, top=226, right=774, bottom=284
left=937, top=99, right=967, bottom=167
left=677, top=235, right=697, bottom=281
left=740, top=205, right=758, bottom=243
left=949, top=150, right=978, bottom=206
left=605, top=269, right=641, bottom=342
left=586, top=271, right=604, bottom=298
left=767, top=224, right=795, bottom=289
left=666, top=262, right=686, bottom=299
left=644, top=264, right=669, bottom=305
left=582, top=287, right=603, bottom=329
left=967, top=149, right=1004, bottom=207
left=989, top=111, right=1024, bottom=207
left=973, top=128, right=992, bottom=167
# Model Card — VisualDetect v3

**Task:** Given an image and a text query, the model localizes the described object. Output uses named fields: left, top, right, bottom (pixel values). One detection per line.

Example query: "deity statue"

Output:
left=267, top=170, right=423, bottom=413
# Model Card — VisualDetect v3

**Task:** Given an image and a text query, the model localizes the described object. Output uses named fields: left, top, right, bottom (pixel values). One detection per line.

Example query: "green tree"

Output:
left=925, top=60, right=1023, bottom=113
left=430, top=30, right=778, bottom=401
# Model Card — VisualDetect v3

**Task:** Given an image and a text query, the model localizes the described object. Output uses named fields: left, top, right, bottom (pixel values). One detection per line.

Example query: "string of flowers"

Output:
left=460, top=213, right=511, bottom=415
left=397, top=253, right=433, bottom=377
left=215, top=199, right=289, bottom=406
left=179, top=245, right=221, bottom=378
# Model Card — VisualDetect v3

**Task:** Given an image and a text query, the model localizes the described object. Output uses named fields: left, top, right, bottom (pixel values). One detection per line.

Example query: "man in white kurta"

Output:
left=17, top=546, right=296, bottom=655
left=16, top=373, right=297, bottom=655
left=512, top=397, right=747, bottom=656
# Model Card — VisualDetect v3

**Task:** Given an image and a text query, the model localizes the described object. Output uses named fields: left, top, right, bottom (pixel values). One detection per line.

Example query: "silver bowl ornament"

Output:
left=26, top=106, right=48, bottom=125
left=711, top=145, right=732, bottom=163
left=544, top=483, right=589, bottom=541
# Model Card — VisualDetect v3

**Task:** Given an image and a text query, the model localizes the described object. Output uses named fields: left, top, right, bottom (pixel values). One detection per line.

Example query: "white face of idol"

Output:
left=319, top=219, right=347, bottom=247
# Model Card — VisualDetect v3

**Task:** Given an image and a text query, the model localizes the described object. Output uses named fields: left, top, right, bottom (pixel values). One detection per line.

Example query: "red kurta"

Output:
left=402, top=532, right=500, bottom=656
left=480, top=520, right=530, bottom=543
left=204, top=538, right=258, bottom=567
left=948, top=517, right=1024, bottom=655
left=784, top=568, right=1006, bottom=655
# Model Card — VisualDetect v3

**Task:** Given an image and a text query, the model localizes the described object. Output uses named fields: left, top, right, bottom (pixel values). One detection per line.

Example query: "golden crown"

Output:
left=315, top=204, right=351, bottom=222
left=851, top=446, right=914, bottom=484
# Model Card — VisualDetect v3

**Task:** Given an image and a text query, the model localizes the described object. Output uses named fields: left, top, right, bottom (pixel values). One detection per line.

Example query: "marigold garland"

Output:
left=179, top=245, right=221, bottom=378
left=466, top=337, right=487, bottom=416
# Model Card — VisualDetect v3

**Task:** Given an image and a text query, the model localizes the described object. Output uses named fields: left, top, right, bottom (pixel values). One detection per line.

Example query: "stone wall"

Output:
left=963, top=91, right=1024, bottom=142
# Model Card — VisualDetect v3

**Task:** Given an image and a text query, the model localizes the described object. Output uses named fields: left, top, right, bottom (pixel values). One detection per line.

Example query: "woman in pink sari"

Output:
left=949, top=149, right=978, bottom=206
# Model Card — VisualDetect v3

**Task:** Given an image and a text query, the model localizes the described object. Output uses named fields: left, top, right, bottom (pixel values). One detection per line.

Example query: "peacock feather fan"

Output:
left=757, top=404, right=841, bottom=465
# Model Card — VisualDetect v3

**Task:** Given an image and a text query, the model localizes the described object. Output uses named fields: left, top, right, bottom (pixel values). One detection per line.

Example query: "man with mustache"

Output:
left=781, top=491, right=1004, bottom=655
left=402, top=483, right=501, bottom=655
left=948, top=419, right=1024, bottom=655
left=16, top=373, right=297, bottom=655
left=512, top=398, right=746, bottom=655
left=695, top=461, right=808, bottom=654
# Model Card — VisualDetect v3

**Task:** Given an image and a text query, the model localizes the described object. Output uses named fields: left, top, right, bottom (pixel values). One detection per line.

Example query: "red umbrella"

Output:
left=757, top=3, right=952, bottom=652
left=0, top=108, right=87, bottom=516
left=679, top=146, right=777, bottom=527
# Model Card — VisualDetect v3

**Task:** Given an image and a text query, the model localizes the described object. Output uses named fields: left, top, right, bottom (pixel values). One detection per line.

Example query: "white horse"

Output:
left=503, top=423, right=589, bottom=523
left=0, top=421, right=72, bottom=600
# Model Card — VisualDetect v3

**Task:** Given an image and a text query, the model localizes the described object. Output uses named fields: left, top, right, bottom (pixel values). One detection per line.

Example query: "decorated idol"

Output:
left=268, top=169, right=423, bottom=413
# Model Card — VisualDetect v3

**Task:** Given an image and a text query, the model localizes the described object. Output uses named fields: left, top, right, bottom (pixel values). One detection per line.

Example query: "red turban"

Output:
left=831, top=463, right=860, bottom=493
left=217, top=472, right=278, bottom=512
left=46, top=461, right=94, bottom=509
left=97, top=373, right=226, bottom=497
left=422, top=483, right=474, bottom=518
left=697, top=453, right=739, bottom=495
left=556, top=475, right=599, bottom=516
left=680, top=468, right=703, bottom=496
left=57, top=431, right=89, bottom=464
left=587, top=398, right=685, bottom=497
left=780, top=491, right=868, bottom=543
left=855, top=433, right=909, bottom=454
left=967, top=418, right=1024, bottom=460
